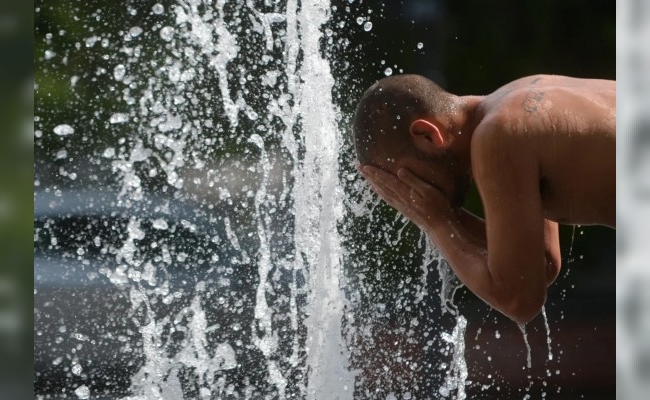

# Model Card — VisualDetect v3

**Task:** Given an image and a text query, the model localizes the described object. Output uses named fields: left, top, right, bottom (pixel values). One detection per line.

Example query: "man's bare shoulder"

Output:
left=470, top=113, right=533, bottom=182
left=487, top=75, right=614, bottom=107
left=478, top=75, right=615, bottom=138
left=492, top=74, right=615, bottom=95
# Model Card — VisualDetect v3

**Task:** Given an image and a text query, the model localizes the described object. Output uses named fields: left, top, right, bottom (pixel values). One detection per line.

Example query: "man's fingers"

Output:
left=360, top=165, right=420, bottom=208
left=360, top=167, right=400, bottom=200
left=358, top=165, right=430, bottom=225
left=361, top=165, right=392, bottom=181
left=368, top=179, right=398, bottom=201
left=396, top=168, right=434, bottom=195
left=362, top=166, right=418, bottom=196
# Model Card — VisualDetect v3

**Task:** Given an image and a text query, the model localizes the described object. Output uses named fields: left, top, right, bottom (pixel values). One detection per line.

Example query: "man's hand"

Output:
left=358, top=165, right=451, bottom=232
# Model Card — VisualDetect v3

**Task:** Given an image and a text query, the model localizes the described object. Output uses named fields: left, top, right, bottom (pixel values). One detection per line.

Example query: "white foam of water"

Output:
left=424, top=237, right=470, bottom=397
left=440, top=315, right=468, bottom=399
left=222, top=216, right=241, bottom=252
left=75, top=0, right=354, bottom=396
left=292, top=1, right=356, bottom=397
left=249, top=133, right=288, bottom=397
left=129, top=290, right=238, bottom=398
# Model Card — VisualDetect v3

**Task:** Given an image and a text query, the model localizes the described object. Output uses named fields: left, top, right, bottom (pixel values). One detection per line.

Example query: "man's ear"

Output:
left=409, top=119, right=444, bottom=154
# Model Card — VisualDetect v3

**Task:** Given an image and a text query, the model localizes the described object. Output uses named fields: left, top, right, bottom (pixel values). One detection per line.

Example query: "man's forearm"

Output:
left=424, top=208, right=541, bottom=323
left=425, top=208, right=495, bottom=296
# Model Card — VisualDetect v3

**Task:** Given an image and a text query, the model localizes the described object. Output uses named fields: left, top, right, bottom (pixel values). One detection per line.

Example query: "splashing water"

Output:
left=542, top=306, right=553, bottom=361
left=519, top=323, right=533, bottom=369
left=37, top=0, right=355, bottom=398
left=35, top=0, right=482, bottom=398
left=427, top=238, right=468, bottom=397
left=439, top=315, right=468, bottom=399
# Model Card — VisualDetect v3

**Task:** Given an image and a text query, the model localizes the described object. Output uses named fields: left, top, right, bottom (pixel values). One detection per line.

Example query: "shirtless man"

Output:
left=353, top=74, right=615, bottom=324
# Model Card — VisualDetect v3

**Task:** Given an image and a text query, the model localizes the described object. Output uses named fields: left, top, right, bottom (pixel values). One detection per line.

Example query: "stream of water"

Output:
left=113, top=1, right=355, bottom=397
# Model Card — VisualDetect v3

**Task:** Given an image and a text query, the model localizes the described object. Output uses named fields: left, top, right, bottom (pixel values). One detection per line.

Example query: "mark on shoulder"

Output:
left=520, top=75, right=546, bottom=112
left=521, top=89, right=545, bottom=113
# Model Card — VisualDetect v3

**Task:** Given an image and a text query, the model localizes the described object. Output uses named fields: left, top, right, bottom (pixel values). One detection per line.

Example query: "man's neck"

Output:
left=446, top=95, right=485, bottom=179
left=456, top=95, right=486, bottom=135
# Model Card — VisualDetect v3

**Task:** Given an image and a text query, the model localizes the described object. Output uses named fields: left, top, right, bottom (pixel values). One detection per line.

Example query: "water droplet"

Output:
left=84, top=36, right=99, bottom=48
left=53, top=124, right=74, bottom=136
left=113, top=64, right=126, bottom=81
left=102, top=147, right=115, bottom=158
left=417, top=42, right=424, bottom=49
left=363, top=21, right=372, bottom=31
left=160, top=26, right=174, bottom=42
left=356, top=16, right=364, bottom=25
left=56, top=149, right=68, bottom=159
left=152, top=3, right=164, bottom=14
left=109, top=113, right=129, bottom=124
left=74, top=385, right=90, bottom=399
left=152, top=218, right=169, bottom=230
left=384, top=67, right=393, bottom=76
left=73, top=332, right=89, bottom=341
left=129, top=26, right=143, bottom=38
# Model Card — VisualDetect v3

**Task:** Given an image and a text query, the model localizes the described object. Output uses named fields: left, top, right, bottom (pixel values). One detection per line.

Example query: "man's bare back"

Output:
left=477, top=75, right=616, bottom=227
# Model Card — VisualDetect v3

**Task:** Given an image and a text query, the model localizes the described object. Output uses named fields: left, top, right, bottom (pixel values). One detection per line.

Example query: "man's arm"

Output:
left=445, top=206, right=561, bottom=287
left=360, top=150, right=560, bottom=323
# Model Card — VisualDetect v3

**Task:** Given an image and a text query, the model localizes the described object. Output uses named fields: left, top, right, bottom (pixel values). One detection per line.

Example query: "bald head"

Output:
left=353, top=74, right=459, bottom=165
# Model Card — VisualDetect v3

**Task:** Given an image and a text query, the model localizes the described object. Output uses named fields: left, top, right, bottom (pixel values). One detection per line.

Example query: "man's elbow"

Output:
left=498, top=289, right=547, bottom=325
left=545, top=251, right=562, bottom=287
